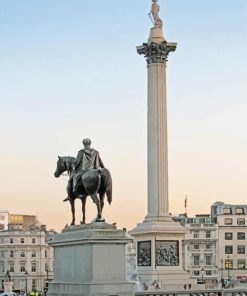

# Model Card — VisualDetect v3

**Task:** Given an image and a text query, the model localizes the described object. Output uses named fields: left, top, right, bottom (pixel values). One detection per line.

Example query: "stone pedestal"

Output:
left=148, top=27, right=165, bottom=44
left=4, top=281, right=13, bottom=292
left=47, top=222, right=134, bottom=296
left=130, top=221, right=190, bottom=291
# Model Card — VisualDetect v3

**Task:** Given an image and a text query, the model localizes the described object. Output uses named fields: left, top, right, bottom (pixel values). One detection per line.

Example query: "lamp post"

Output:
left=24, top=271, right=28, bottom=295
left=45, top=268, right=49, bottom=295
left=201, top=267, right=204, bottom=284
left=220, top=258, right=224, bottom=285
left=226, top=255, right=231, bottom=280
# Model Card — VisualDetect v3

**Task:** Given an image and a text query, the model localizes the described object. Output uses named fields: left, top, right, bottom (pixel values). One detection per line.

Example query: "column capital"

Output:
left=137, top=41, right=177, bottom=64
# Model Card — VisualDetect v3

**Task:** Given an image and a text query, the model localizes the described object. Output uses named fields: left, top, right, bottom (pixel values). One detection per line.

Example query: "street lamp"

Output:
left=220, top=258, right=223, bottom=283
left=24, top=271, right=28, bottom=295
left=226, top=255, right=231, bottom=280
left=45, top=268, right=49, bottom=294
left=201, top=267, right=204, bottom=284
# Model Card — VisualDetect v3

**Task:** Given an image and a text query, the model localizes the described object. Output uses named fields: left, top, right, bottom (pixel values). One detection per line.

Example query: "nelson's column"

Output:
left=130, top=0, right=190, bottom=290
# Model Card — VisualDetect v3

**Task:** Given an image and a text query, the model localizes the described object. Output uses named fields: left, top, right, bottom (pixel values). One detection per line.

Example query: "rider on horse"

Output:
left=64, top=138, right=104, bottom=201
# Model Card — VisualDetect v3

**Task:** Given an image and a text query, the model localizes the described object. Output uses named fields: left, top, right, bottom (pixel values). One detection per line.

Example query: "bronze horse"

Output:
left=54, top=156, right=112, bottom=225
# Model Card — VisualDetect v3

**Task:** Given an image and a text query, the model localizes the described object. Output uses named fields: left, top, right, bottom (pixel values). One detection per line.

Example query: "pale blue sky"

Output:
left=0, top=1, right=246, bottom=230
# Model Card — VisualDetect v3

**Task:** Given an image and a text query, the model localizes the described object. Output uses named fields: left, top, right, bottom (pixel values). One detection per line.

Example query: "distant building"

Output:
left=0, top=214, right=56, bottom=294
left=8, top=214, right=37, bottom=230
left=180, top=214, right=219, bottom=288
left=211, top=202, right=247, bottom=283
left=0, top=211, right=9, bottom=231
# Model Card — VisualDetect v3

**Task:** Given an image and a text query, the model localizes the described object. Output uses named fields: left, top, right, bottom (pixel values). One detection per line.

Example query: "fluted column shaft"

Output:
left=147, top=62, right=169, bottom=220
left=137, top=41, right=176, bottom=222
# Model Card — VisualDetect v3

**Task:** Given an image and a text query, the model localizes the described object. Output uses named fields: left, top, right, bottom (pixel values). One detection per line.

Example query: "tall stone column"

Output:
left=129, top=1, right=190, bottom=291
left=135, top=0, right=177, bottom=222
left=137, top=40, right=176, bottom=222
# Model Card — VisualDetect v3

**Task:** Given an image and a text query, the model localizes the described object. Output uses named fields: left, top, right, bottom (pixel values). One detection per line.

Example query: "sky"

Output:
left=0, top=0, right=246, bottom=232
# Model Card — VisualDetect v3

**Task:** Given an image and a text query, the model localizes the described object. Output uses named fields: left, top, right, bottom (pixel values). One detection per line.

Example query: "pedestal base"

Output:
left=129, top=220, right=191, bottom=291
left=47, top=222, right=135, bottom=296
left=4, top=281, right=13, bottom=293
left=148, top=27, right=165, bottom=43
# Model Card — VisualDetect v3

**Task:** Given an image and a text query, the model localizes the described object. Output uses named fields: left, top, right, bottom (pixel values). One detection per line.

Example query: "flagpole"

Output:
left=184, top=195, right=188, bottom=216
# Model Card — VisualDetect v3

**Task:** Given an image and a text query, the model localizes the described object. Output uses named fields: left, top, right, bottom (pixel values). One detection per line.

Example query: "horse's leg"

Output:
left=64, top=176, right=73, bottom=202
left=99, top=192, right=105, bottom=213
left=90, top=193, right=102, bottom=220
left=70, top=199, right=75, bottom=225
left=80, top=196, right=87, bottom=225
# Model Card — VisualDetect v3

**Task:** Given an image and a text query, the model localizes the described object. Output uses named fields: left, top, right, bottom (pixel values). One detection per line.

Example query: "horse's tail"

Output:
left=101, top=168, right=112, bottom=204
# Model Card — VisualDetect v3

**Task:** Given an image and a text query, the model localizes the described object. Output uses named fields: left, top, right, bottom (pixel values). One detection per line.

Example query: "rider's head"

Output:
left=82, top=138, right=91, bottom=147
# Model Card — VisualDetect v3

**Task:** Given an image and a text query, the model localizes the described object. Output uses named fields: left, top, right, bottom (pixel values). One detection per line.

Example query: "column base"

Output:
left=144, top=214, right=173, bottom=223
left=129, top=220, right=190, bottom=291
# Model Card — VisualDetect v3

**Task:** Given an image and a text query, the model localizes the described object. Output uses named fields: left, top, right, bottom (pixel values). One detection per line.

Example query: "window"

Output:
left=32, top=279, right=37, bottom=287
left=223, top=208, right=231, bottom=214
left=20, top=238, right=25, bottom=244
left=193, top=270, right=200, bottom=275
left=237, top=259, right=245, bottom=269
left=237, top=245, right=245, bottom=254
left=0, top=263, right=4, bottom=273
left=193, top=255, right=200, bottom=266
left=225, top=232, right=233, bottom=240
left=10, top=250, right=14, bottom=258
left=10, top=238, right=13, bottom=244
left=225, top=245, right=233, bottom=254
left=225, top=218, right=233, bottom=225
left=206, top=244, right=211, bottom=249
left=32, top=238, right=36, bottom=244
left=20, top=251, right=25, bottom=258
left=193, top=232, right=199, bottom=238
left=205, top=255, right=212, bottom=265
left=237, top=218, right=245, bottom=225
left=31, top=251, right=36, bottom=258
left=237, top=232, right=245, bottom=240
left=225, top=259, right=233, bottom=270
left=45, top=250, right=47, bottom=258
left=236, top=208, right=244, bottom=214
left=9, top=263, right=14, bottom=272
left=1, top=251, right=4, bottom=258
left=194, top=244, right=199, bottom=250
left=206, top=231, right=211, bottom=238
left=20, top=265, right=26, bottom=272
left=31, top=262, right=37, bottom=272
left=206, top=270, right=212, bottom=276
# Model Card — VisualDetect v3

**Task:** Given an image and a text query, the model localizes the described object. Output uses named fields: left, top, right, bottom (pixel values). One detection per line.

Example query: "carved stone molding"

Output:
left=137, top=41, right=177, bottom=64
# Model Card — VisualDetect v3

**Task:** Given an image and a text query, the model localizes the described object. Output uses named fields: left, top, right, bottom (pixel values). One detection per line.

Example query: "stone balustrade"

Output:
left=135, top=288, right=247, bottom=296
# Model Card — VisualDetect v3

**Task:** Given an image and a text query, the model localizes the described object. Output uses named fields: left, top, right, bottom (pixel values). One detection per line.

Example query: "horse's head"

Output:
left=54, top=156, right=67, bottom=178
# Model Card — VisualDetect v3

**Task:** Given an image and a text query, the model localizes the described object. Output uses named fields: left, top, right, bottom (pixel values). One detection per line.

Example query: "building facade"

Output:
left=211, top=202, right=247, bottom=283
left=0, top=222, right=55, bottom=293
left=181, top=215, right=219, bottom=288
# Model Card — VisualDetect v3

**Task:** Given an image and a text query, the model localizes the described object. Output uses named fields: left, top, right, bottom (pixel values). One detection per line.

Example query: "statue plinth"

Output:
left=148, top=26, right=165, bottom=44
left=47, top=222, right=134, bottom=296
left=4, top=281, right=13, bottom=293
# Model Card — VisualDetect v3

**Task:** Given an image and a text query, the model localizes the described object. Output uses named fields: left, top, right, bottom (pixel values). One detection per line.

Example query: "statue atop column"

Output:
left=148, top=0, right=163, bottom=29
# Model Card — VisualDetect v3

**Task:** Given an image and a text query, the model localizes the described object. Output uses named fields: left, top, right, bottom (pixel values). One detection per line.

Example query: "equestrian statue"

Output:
left=54, top=138, right=112, bottom=225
